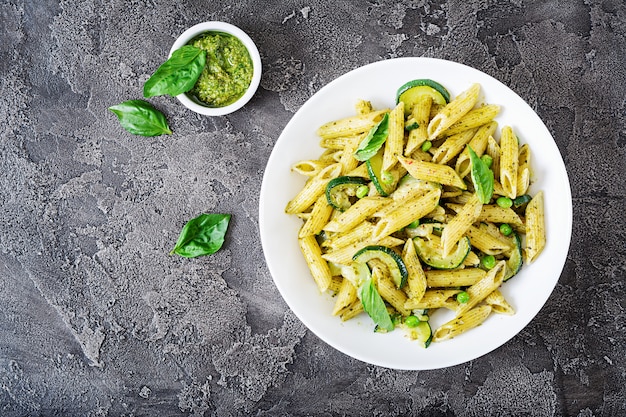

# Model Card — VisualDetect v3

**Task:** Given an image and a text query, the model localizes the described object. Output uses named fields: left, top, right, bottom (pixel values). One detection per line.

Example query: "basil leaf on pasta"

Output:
left=468, top=146, right=494, bottom=204
left=359, top=277, right=394, bottom=332
left=354, top=113, right=389, bottom=161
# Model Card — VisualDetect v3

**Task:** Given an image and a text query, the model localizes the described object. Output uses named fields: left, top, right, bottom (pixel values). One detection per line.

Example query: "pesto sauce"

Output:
left=188, top=32, right=253, bottom=108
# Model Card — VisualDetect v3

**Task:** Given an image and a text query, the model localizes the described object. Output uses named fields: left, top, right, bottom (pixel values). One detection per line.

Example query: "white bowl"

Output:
left=169, top=21, right=262, bottom=116
left=259, top=58, right=573, bottom=370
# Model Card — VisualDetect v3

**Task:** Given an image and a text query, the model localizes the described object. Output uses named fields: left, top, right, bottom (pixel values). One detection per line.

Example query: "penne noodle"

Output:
left=525, top=191, right=546, bottom=263
left=317, top=109, right=389, bottom=139
left=383, top=102, right=405, bottom=172
left=405, top=289, right=462, bottom=310
left=402, top=239, right=427, bottom=301
left=372, top=189, right=441, bottom=241
left=323, top=196, right=387, bottom=233
left=440, top=104, right=501, bottom=137
left=405, top=95, right=433, bottom=156
left=425, top=268, right=487, bottom=287
left=298, top=235, right=333, bottom=292
left=397, top=155, right=467, bottom=189
left=332, top=278, right=358, bottom=315
left=440, top=193, right=482, bottom=257
left=432, top=305, right=493, bottom=342
left=455, top=121, right=498, bottom=179
left=499, top=126, right=519, bottom=199
left=517, top=143, right=531, bottom=196
left=484, top=289, right=515, bottom=315
left=427, top=83, right=481, bottom=139
left=431, top=128, right=477, bottom=165
left=299, top=194, right=334, bottom=238
left=456, top=260, right=506, bottom=316
left=285, top=163, right=342, bottom=214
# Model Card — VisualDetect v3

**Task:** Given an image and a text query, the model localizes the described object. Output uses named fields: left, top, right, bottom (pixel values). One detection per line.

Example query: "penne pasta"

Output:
left=517, top=143, right=531, bottom=196
left=484, top=289, right=515, bottom=315
left=285, top=80, right=547, bottom=347
left=397, top=155, right=466, bottom=189
left=332, top=277, right=358, bottom=315
left=440, top=104, right=501, bottom=137
left=405, top=289, right=462, bottom=310
left=372, top=188, right=441, bottom=241
left=317, top=109, right=389, bottom=139
left=298, top=194, right=334, bottom=238
left=285, top=163, right=342, bottom=214
left=427, top=83, right=481, bottom=139
left=432, top=305, right=493, bottom=342
left=405, top=95, right=433, bottom=156
left=499, top=126, right=519, bottom=199
left=425, top=268, right=487, bottom=287
left=323, top=196, right=387, bottom=233
left=383, top=102, right=405, bottom=172
left=525, top=191, right=546, bottom=263
left=298, top=235, right=333, bottom=292
left=456, top=260, right=506, bottom=316
left=440, top=193, right=482, bottom=257
left=455, top=121, right=498, bottom=179
left=431, top=128, right=477, bottom=165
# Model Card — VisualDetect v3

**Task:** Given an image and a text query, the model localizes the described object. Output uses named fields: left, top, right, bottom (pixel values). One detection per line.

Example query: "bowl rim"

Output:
left=169, top=21, right=262, bottom=116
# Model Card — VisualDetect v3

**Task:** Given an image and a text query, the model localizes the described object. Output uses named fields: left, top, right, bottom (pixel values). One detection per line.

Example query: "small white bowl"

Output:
left=169, top=21, right=262, bottom=116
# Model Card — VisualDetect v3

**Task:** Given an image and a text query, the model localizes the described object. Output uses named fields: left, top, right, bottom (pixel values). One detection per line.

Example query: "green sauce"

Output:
left=188, top=32, right=254, bottom=108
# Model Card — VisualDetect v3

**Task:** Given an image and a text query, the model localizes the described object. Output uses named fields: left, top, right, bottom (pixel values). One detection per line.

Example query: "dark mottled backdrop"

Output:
left=0, top=1, right=624, bottom=416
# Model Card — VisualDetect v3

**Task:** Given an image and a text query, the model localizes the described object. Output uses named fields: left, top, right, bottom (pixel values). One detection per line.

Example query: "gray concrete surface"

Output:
left=0, top=0, right=624, bottom=416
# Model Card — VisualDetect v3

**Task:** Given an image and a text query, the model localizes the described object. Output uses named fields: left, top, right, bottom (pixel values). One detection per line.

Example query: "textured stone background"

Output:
left=0, top=0, right=624, bottom=416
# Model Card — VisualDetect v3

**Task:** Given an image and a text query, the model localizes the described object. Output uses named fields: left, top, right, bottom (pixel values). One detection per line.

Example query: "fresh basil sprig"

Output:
left=171, top=213, right=231, bottom=258
left=468, top=146, right=494, bottom=203
left=359, top=276, right=394, bottom=332
left=144, top=45, right=207, bottom=98
left=354, top=113, right=390, bottom=161
left=108, top=99, right=172, bottom=136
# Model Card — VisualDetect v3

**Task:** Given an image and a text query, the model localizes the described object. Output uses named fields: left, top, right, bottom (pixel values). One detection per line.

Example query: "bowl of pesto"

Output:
left=169, top=21, right=262, bottom=116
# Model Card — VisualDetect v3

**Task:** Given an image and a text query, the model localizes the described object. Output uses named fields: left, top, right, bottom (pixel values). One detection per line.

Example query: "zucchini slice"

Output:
left=366, top=151, right=395, bottom=196
left=325, top=176, right=369, bottom=211
left=407, top=320, right=433, bottom=348
left=413, top=236, right=471, bottom=269
left=396, top=79, right=451, bottom=116
left=353, top=245, right=408, bottom=288
left=504, top=232, right=523, bottom=281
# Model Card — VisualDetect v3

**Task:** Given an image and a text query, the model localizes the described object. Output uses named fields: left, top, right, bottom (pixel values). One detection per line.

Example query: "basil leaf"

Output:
left=354, top=113, right=390, bottom=161
left=108, top=99, right=172, bottom=136
left=359, top=277, right=394, bottom=332
left=171, top=213, right=231, bottom=258
left=143, top=45, right=207, bottom=98
left=468, top=146, right=494, bottom=203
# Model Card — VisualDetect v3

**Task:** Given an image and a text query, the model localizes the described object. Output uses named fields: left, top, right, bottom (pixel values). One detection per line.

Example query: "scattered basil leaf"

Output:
left=468, top=146, right=494, bottom=203
left=108, top=99, right=172, bottom=136
left=170, top=213, right=231, bottom=258
left=359, top=277, right=394, bottom=332
left=354, top=113, right=390, bottom=161
left=143, top=45, right=207, bottom=98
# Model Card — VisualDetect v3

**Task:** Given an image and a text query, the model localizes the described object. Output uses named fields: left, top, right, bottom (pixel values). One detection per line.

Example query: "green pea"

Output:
left=456, top=291, right=470, bottom=304
left=480, top=154, right=493, bottom=168
left=421, top=140, right=432, bottom=152
left=496, top=196, right=513, bottom=208
left=381, top=170, right=394, bottom=185
left=481, top=254, right=496, bottom=269
left=499, top=223, right=513, bottom=236
left=356, top=184, right=369, bottom=199
left=404, top=315, right=420, bottom=328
